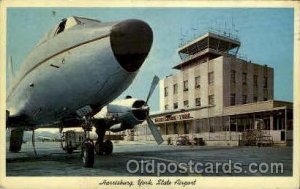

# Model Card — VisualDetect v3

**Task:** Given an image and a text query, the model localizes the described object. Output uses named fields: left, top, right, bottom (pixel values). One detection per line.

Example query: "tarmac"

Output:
left=6, top=141, right=292, bottom=176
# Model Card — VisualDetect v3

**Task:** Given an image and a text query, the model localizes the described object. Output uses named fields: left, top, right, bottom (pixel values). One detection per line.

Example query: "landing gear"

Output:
left=81, top=139, right=94, bottom=168
left=104, top=139, right=113, bottom=155
left=32, top=129, right=37, bottom=156
left=94, top=128, right=113, bottom=155
left=9, top=129, right=24, bottom=152
left=81, top=117, right=94, bottom=168
left=80, top=117, right=114, bottom=168
left=66, top=147, right=73, bottom=154
left=95, top=139, right=113, bottom=155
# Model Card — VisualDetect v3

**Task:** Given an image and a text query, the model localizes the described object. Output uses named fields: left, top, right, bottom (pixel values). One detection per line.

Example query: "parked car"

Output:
left=176, top=136, right=191, bottom=145
left=193, top=137, right=205, bottom=146
left=176, top=136, right=205, bottom=146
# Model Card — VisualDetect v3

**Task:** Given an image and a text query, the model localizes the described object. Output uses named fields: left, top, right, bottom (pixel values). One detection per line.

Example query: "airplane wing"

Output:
left=6, top=110, right=85, bottom=129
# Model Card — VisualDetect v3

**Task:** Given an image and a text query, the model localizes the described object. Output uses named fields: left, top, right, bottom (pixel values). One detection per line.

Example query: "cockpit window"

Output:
left=55, top=17, right=78, bottom=35
left=35, top=17, right=82, bottom=47
left=74, top=16, right=101, bottom=25
left=56, top=19, right=67, bottom=35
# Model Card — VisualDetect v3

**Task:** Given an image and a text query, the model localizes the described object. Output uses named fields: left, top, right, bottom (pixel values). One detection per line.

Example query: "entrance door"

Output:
left=281, top=131, right=285, bottom=141
left=183, top=121, right=189, bottom=134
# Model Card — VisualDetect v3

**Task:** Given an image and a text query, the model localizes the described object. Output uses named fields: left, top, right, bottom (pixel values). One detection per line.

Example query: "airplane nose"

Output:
left=110, top=19, right=153, bottom=72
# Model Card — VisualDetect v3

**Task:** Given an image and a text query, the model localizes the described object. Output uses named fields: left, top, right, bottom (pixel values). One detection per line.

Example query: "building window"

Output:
left=165, top=125, right=168, bottom=135
left=195, top=76, right=200, bottom=88
left=164, top=104, right=169, bottom=110
left=173, top=102, right=178, bottom=109
left=183, top=80, right=188, bottom=91
left=263, top=77, right=268, bottom=88
left=173, top=84, right=178, bottom=94
left=253, top=75, right=258, bottom=87
left=174, top=122, right=178, bottom=134
left=230, top=93, right=236, bottom=106
left=183, top=100, right=189, bottom=107
left=164, top=87, right=168, bottom=97
left=253, top=96, right=258, bottom=102
left=208, top=72, right=214, bottom=84
left=242, top=95, right=247, bottom=104
left=183, top=122, right=189, bottom=134
left=242, top=73, right=247, bottom=85
left=264, top=89, right=268, bottom=98
left=208, top=95, right=215, bottom=105
left=195, top=98, right=201, bottom=106
left=231, top=70, right=236, bottom=83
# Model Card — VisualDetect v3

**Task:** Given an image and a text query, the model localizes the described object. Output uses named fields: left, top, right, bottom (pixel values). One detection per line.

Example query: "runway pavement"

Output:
left=6, top=141, right=293, bottom=176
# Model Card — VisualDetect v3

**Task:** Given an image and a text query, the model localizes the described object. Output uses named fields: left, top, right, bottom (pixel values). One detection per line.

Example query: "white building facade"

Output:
left=135, top=32, right=292, bottom=146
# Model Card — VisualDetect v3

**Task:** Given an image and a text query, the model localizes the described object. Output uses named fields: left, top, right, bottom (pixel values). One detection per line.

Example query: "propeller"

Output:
left=144, top=75, right=163, bottom=145
left=146, top=75, right=159, bottom=104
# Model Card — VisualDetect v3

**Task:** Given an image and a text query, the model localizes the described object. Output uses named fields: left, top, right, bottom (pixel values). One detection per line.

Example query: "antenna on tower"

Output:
left=224, top=20, right=227, bottom=36
left=231, top=16, right=238, bottom=39
left=179, top=27, right=186, bottom=46
left=191, top=19, right=198, bottom=38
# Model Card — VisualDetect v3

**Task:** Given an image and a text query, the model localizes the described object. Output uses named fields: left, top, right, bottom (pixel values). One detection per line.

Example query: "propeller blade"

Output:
left=145, top=75, right=159, bottom=104
left=146, top=115, right=163, bottom=145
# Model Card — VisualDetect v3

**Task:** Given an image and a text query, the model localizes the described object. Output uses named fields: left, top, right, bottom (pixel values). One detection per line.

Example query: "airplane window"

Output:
left=55, top=17, right=78, bottom=35
left=74, top=17, right=101, bottom=24
left=65, top=17, right=78, bottom=30
left=56, top=19, right=67, bottom=35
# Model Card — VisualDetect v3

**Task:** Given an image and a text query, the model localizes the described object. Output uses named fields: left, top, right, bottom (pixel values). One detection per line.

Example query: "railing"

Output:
left=179, top=29, right=240, bottom=48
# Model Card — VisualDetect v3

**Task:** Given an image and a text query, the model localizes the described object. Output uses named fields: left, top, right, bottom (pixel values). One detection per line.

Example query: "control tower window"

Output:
left=164, top=87, right=169, bottom=97
left=208, top=72, right=214, bottom=84
left=183, top=80, right=188, bottom=91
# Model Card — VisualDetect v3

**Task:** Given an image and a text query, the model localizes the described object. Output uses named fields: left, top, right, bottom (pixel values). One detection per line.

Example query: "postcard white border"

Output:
left=0, top=1, right=299, bottom=189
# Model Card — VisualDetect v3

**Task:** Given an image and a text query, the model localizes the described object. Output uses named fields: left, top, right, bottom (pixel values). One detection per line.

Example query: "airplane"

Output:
left=6, top=16, right=163, bottom=168
left=36, top=136, right=55, bottom=142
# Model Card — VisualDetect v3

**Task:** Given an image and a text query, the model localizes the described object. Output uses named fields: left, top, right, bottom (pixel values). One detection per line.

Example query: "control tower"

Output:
left=161, top=30, right=273, bottom=113
left=174, top=32, right=241, bottom=70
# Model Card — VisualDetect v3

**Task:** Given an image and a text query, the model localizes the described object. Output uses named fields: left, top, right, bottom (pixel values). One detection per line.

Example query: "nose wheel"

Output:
left=81, top=139, right=94, bottom=168
left=80, top=118, right=114, bottom=168
left=81, top=118, right=94, bottom=168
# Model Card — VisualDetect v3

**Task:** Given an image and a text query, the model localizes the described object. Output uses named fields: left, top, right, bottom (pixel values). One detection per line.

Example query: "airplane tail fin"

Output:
left=7, top=56, right=15, bottom=83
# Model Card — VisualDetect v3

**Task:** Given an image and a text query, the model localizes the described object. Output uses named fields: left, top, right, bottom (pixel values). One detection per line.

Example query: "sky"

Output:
left=7, top=8, right=294, bottom=112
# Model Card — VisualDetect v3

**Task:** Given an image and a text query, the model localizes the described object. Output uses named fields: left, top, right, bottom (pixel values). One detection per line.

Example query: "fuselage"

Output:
left=6, top=16, right=153, bottom=127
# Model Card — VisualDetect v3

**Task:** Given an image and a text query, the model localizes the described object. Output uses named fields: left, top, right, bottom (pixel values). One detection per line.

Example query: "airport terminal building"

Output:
left=135, top=32, right=293, bottom=146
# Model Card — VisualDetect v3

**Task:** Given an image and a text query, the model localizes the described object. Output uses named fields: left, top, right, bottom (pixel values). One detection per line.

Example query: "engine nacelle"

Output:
left=110, top=123, right=132, bottom=132
left=95, top=98, right=148, bottom=132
